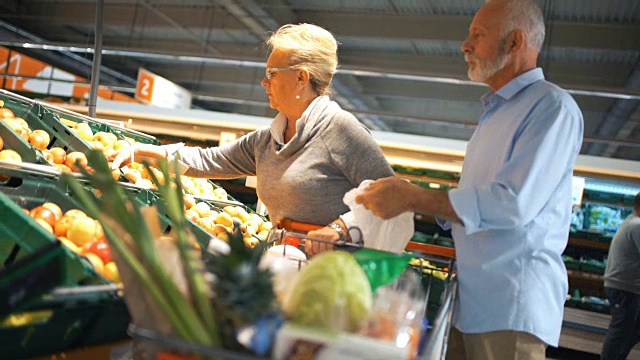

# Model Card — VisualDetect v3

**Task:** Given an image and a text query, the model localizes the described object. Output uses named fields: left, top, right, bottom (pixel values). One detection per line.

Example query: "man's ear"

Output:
left=510, top=29, right=526, bottom=52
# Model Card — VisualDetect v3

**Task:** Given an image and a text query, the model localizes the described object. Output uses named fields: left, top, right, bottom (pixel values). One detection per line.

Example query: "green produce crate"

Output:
left=435, top=236, right=455, bottom=248
left=0, top=89, right=39, bottom=122
left=0, top=91, right=92, bottom=154
left=0, top=284, right=128, bottom=359
left=102, top=183, right=214, bottom=250
left=0, top=165, right=106, bottom=287
left=0, top=120, right=48, bottom=164
left=580, top=259, right=606, bottom=275
left=110, top=126, right=162, bottom=146
left=562, top=256, right=581, bottom=271
left=0, top=241, right=64, bottom=317
left=583, top=189, right=623, bottom=204
left=36, top=101, right=111, bottom=138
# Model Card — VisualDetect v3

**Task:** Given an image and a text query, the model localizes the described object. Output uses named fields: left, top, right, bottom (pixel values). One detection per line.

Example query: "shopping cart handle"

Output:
left=405, top=241, right=456, bottom=258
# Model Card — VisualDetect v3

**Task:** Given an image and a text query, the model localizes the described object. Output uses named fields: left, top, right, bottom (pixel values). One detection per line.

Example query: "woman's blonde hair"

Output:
left=266, top=23, right=338, bottom=96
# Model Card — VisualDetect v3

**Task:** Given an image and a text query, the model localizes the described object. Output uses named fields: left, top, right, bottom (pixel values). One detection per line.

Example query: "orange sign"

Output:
left=135, top=69, right=155, bottom=103
left=134, top=68, right=192, bottom=109
left=0, top=46, right=136, bottom=102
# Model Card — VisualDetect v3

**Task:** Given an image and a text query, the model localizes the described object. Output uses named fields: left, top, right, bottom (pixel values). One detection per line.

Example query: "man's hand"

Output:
left=355, top=176, right=416, bottom=220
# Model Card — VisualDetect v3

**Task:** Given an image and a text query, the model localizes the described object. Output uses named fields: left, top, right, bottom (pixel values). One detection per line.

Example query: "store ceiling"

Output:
left=0, top=0, right=639, bottom=161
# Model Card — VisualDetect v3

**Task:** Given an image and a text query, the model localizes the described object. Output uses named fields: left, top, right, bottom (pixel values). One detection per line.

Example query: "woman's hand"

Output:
left=305, top=227, right=338, bottom=256
left=109, top=143, right=167, bottom=170
left=305, top=220, right=348, bottom=256
left=109, top=144, right=135, bottom=169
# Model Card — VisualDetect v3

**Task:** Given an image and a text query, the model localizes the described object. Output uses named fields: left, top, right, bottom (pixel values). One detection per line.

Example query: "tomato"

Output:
left=83, top=239, right=112, bottom=264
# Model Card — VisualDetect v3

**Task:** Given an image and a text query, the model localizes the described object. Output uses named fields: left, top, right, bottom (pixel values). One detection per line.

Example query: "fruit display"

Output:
left=23, top=201, right=121, bottom=284
left=183, top=193, right=272, bottom=247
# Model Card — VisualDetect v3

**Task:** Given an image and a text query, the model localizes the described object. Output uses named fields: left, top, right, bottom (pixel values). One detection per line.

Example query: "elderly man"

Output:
left=352, top=0, right=584, bottom=358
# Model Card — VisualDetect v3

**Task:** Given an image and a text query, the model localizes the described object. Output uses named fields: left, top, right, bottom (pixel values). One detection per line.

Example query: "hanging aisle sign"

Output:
left=135, top=68, right=192, bottom=110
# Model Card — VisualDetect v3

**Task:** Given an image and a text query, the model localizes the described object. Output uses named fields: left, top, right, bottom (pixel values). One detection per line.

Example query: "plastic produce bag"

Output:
left=344, top=180, right=414, bottom=254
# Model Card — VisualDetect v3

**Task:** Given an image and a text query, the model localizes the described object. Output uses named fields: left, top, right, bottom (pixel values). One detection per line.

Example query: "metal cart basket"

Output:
left=121, top=230, right=457, bottom=360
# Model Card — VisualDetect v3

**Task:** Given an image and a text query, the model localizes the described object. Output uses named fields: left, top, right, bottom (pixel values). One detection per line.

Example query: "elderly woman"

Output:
left=111, top=23, right=394, bottom=227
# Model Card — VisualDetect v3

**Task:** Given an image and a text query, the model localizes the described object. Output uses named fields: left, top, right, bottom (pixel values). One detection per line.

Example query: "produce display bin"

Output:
left=114, top=182, right=214, bottom=249
left=0, top=117, right=48, bottom=164
left=0, top=164, right=106, bottom=287
left=0, top=241, right=64, bottom=318
left=0, top=284, right=127, bottom=360
left=36, top=101, right=111, bottom=139
left=0, top=91, right=92, bottom=154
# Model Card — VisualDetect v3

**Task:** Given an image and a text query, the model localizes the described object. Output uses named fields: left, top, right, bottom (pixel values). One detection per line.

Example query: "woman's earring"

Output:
left=295, top=95, right=300, bottom=99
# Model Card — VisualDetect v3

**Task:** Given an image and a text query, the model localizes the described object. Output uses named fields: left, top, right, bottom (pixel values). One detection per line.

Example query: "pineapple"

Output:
left=204, top=225, right=277, bottom=350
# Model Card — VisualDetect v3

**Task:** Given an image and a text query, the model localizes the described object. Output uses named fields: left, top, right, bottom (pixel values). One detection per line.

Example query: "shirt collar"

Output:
left=481, top=68, right=545, bottom=107
left=270, top=96, right=324, bottom=145
left=497, top=68, right=544, bottom=100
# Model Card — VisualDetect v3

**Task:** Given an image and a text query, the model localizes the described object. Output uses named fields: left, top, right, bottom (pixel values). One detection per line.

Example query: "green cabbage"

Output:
left=284, top=251, right=372, bottom=332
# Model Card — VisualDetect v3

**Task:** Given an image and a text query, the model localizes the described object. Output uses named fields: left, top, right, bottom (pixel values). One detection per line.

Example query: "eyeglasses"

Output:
left=265, top=67, right=296, bottom=80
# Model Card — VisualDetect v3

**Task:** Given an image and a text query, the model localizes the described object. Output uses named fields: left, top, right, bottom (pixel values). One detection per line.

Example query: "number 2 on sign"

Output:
left=141, top=79, right=150, bottom=96
left=136, top=70, right=155, bottom=103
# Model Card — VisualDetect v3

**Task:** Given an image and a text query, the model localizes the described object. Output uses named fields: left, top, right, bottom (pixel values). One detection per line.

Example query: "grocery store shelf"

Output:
left=560, top=307, right=640, bottom=357
left=568, top=236, right=610, bottom=250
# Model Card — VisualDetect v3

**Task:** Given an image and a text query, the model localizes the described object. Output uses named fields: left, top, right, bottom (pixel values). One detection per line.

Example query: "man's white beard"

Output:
left=468, top=49, right=509, bottom=83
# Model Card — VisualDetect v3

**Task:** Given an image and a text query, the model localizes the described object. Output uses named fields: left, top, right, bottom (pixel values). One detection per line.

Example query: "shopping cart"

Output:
left=123, top=229, right=457, bottom=360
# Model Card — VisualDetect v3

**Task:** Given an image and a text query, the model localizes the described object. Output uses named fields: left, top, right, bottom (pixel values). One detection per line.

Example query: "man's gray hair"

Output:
left=491, top=0, right=546, bottom=50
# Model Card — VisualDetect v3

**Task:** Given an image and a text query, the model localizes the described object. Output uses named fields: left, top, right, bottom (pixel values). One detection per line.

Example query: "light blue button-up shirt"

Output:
left=446, top=68, right=583, bottom=346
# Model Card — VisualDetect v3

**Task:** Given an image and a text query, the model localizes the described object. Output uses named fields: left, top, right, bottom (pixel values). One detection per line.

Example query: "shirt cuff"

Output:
left=448, top=187, right=481, bottom=235
left=161, top=143, right=189, bottom=175
left=436, top=218, right=452, bottom=231
left=339, top=212, right=361, bottom=242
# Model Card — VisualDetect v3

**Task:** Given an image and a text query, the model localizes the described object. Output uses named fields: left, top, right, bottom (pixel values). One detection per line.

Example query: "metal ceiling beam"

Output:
left=4, top=41, right=640, bottom=102
left=0, top=21, right=136, bottom=86
left=587, top=61, right=640, bottom=157
left=295, top=12, right=640, bottom=51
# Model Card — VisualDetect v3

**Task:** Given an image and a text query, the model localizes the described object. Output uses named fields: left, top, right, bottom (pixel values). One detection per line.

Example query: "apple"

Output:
left=29, top=130, right=50, bottom=150
left=123, top=169, right=141, bottom=183
left=0, top=149, right=22, bottom=162
left=183, top=194, right=196, bottom=210
left=59, top=237, right=81, bottom=254
left=92, top=132, right=117, bottom=148
left=30, top=206, right=57, bottom=227
left=54, top=216, right=72, bottom=237
left=90, top=141, right=105, bottom=151
left=215, top=212, right=234, bottom=228
left=49, top=147, right=66, bottom=164
left=74, top=122, right=93, bottom=141
left=103, top=262, right=121, bottom=283
left=83, top=239, right=112, bottom=264
left=63, top=208, right=87, bottom=220
left=34, top=218, right=54, bottom=233
left=135, top=178, right=154, bottom=189
left=0, top=108, right=14, bottom=118
left=192, top=202, right=211, bottom=218
left=84, top=253, right=104, bottom=275
left=66, top=216, right=97, bottom=247
left=65, top=151, right=88, bottom=172
left=184, top=209, right=199, bottom=222
left=41, top=150, right=54, bottom=164
left=41, top=202, right=63, bottom=221
left=113, top=139, right=131, bottom=151
left=53, top=163, right=73, bottom=172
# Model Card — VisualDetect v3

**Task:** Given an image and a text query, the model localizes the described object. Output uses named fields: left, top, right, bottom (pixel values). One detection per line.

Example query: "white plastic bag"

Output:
left=343, top=180, right=414, bottom=254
